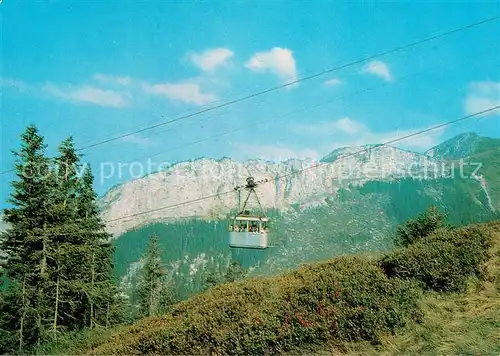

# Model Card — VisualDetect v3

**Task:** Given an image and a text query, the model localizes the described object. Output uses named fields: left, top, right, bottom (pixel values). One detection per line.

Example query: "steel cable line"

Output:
left=60, top=30, right=444, bottom=150
left=103, top=104, right=500, bottom=224
left=77, top=88, right=280, bottom=160
left=2, top=15, right=496, bottom=176
left=89, top=53, right=499, bottom=176
left=255, top=106, right=500, bottom=184
left=72, top=15, right=500, bottom=151
left=91, top=69, right=422, bottom=174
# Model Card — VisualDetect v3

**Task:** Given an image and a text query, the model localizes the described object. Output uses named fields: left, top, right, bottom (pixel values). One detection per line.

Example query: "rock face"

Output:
left=100, top=145, right=440, bottom=236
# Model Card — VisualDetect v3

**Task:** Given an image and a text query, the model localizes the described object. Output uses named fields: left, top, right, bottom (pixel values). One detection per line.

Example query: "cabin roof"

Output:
left=233, top=216, right=270, bottom=222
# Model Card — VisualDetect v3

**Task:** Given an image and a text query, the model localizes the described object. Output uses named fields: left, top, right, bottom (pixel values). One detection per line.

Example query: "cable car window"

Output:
left=249, top=221, right=258, bottom=232
left=261, top=221, right=269, bottom=233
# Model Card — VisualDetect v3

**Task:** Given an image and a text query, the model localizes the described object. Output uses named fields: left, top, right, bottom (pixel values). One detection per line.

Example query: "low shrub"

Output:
left=89, top=256, right=421, bottom=355
left=35, top=327, right=119, bottom=356
left=381, top=225, right=493, bottom=292
left=394, top=206, right=447, bottom=247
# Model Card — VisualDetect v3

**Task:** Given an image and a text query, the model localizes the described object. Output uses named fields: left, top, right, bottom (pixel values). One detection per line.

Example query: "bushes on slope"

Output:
left=89, top=256, right=421, bottom=355
left=381, top=225, right=493, bottom=292
left=85, top=212, right=498, bottom=355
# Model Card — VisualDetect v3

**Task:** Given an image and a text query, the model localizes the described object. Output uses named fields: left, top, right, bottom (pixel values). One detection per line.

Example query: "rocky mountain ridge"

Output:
left=1, top=133, right=498, bottom=238
left=100, top=145, right=443, bottom=236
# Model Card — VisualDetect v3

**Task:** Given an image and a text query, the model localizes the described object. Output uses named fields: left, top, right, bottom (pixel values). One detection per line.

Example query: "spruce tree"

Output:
left=0, top=124, right=56, bottom=352
left=50, top=140, right=120, bottom=331
left=53, top=137, right=82, bottom=242
left=136, top=235, right=172, bottom=317
left=48, top=137, right=86, bottom=333
left=76, top=165, right=119, bottom=329
left=1, top=124, right=53, bottom=279
left=203, top=270, right=222, bottom=290
left=0, top=281, right=26, bottom=353
left=203, top=260, right=246, bottom=291
left=394, top=206, right=447, bottom=247
left=224, top=261, right=245, bottom=283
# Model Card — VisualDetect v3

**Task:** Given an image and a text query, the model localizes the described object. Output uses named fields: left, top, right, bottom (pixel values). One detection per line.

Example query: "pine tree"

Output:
left=49, top=139, right=123, bottom=332
left=1, top=124, right=53, bottom=279
left=136, top=235, right=172, bottom=317
left=0, top=124, right=56, bottom=352
left=76, top=165, right=120, bottom=328
left=53, top=137, right=83, bottom=242
left=394, top=205, right=448, bottom=247
left=203, top=260, right=246, bottom=291
left=224, top=261, right=245, bottom=283
left=0, top=281, right=27, bottom=353
left=48, top=137, right=86, bottom=333
left=203, top=270, right=222, bottom=289
left=49, top=140, right=120, bottom=331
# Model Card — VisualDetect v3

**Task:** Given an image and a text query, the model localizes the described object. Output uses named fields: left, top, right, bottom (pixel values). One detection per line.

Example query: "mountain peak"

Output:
left=320, top=144, right=396, bottom=163
left=425, top=132, right=492, bottom=160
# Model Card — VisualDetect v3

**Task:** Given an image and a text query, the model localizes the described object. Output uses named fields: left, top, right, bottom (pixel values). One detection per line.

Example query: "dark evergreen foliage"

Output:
left=203, top=260, right=246, bottom=290
left=394, top=205, right=447, bottom=247
left=0, top=126, right=121, bottom=354
left=136, top=235, right=175, bottom=317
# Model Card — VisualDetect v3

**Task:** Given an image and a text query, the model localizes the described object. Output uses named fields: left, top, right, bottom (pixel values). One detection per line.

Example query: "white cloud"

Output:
left=336, top=117, right=367, bottom=135
left=142, top=81, right=217, bottom=105
left=324, top=78, right=342, bottom=87
left=234, top=142, right=319, bottom=161
left=361, top=60, right=392, bottom=82
left=92, top=74, right=132, bottom=86
left=187, top=48, right=234, bottom=72
left=43, top=83, right=129, bottom=107
left=3, top=76, right=130, bottom=107
left=120, top=134, right=154, bottom=146
left=295, top=117, right=444, bottom=151
left=245, top=47, right=298, bottom=87
left=4, top=73, right=222, bottom=108
left=464, top=81, right=500, bottom=116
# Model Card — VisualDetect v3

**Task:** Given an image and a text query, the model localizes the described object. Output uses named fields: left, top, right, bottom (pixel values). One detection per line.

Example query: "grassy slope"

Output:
left=112, top=178, right=498, bottom=302
left=315, top=220, right=500, bottom=356
left=38, top=220, right=500, bottom=355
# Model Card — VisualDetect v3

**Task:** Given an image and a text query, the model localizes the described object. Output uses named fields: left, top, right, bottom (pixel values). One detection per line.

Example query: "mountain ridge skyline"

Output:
left=98, top=131, right=499, bottom=236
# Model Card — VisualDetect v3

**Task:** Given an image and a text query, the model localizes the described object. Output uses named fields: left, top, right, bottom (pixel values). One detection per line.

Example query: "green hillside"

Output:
left=38, top=216, right=500, bottom=355
left=113, top=176, right=498, bottom=300
left=4, top=132, right=498, bottom=354
left=111, top=134, right=500, bottom=302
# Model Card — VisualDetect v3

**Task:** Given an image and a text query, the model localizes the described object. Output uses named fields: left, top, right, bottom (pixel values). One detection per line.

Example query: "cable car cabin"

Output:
left=229, top=216, right=270, bottom=249
left=229, top=176, right=270, bottom=249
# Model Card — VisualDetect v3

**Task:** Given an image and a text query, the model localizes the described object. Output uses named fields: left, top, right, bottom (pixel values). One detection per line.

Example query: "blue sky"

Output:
left=1, top=1, right=499, bottom=204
